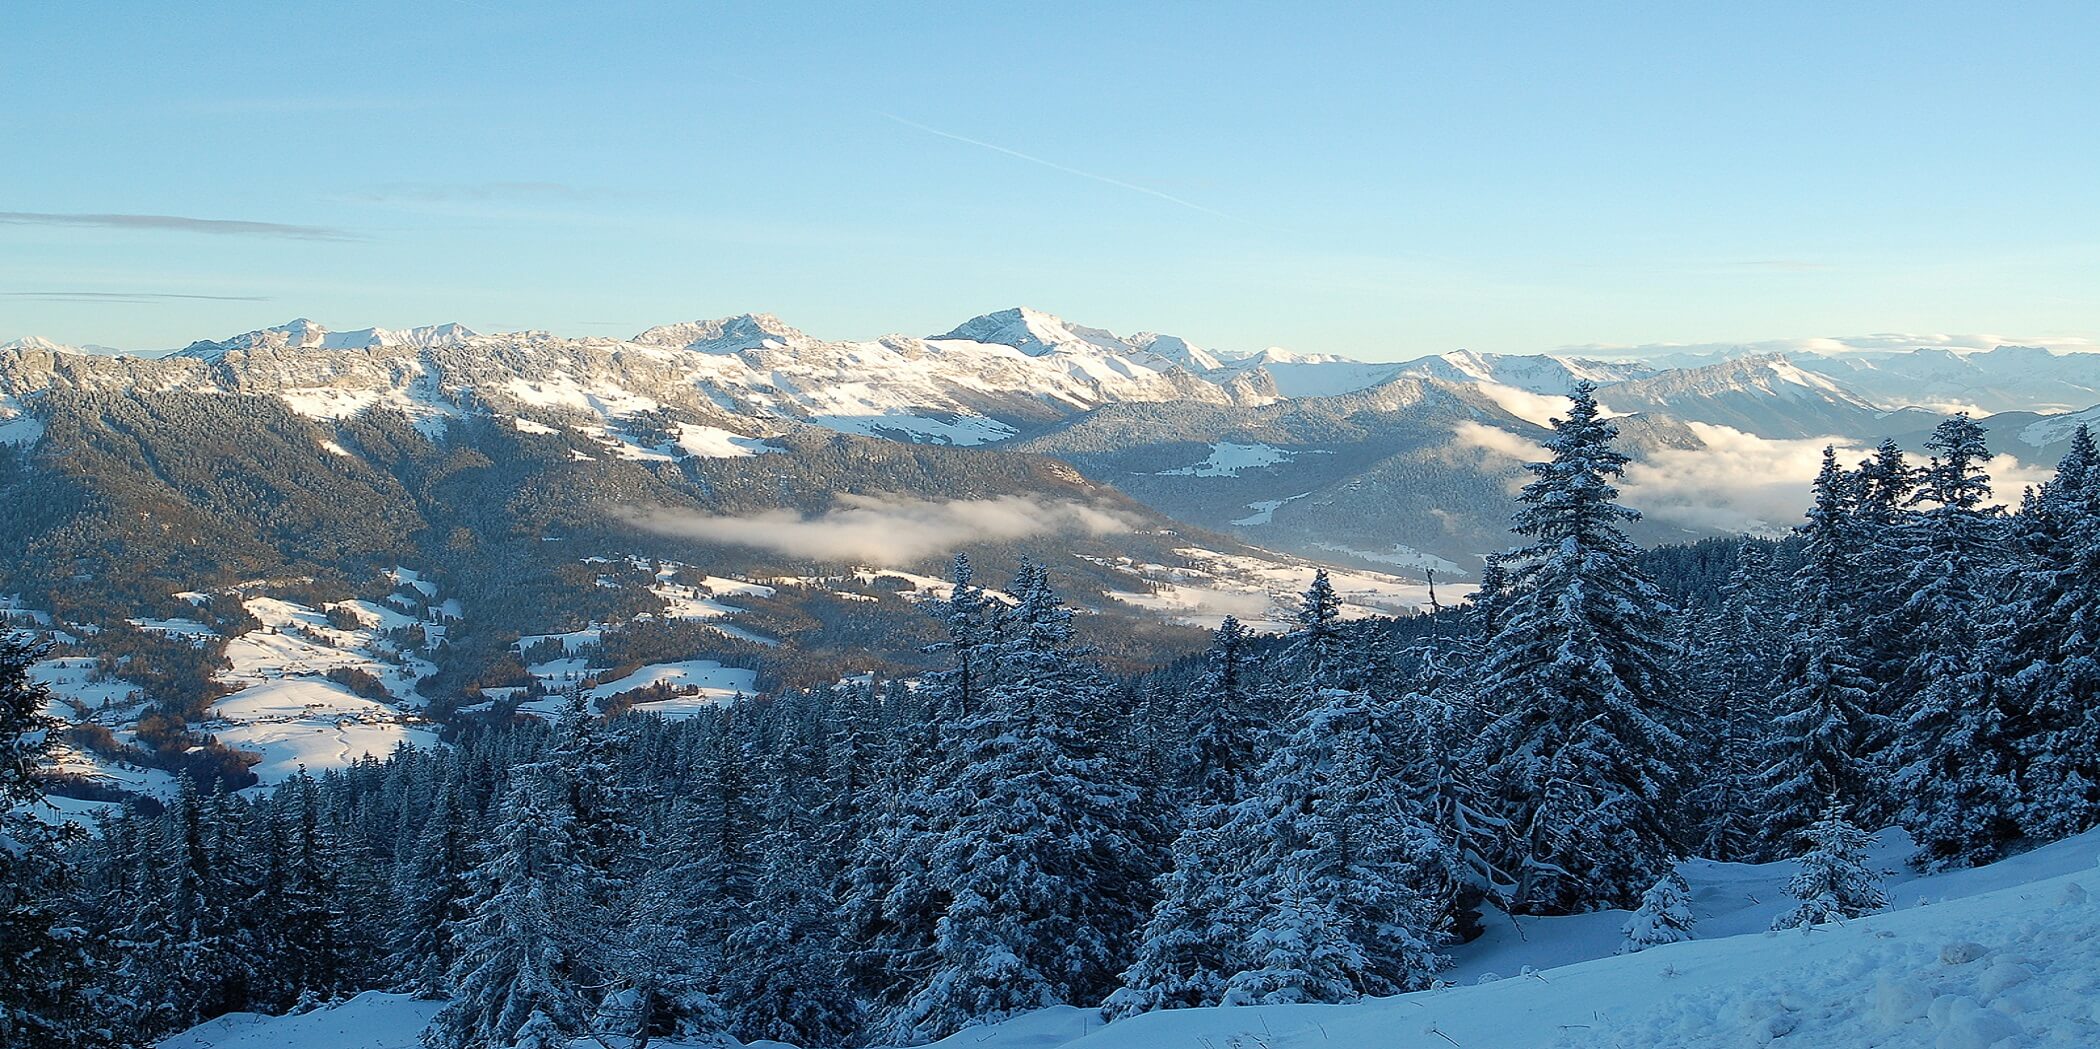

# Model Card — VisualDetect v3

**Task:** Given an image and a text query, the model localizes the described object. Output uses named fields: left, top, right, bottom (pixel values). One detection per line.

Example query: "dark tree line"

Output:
left=3, top=385, right=2097, bottom=1048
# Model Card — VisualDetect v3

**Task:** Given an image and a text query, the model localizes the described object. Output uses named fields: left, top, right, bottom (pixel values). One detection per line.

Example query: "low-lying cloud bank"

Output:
left=623, top=494, right=1140, bottom=566
left=1623, top=424, right=1868, bottom=533
left=1623, top=423, right=2056, bottom=534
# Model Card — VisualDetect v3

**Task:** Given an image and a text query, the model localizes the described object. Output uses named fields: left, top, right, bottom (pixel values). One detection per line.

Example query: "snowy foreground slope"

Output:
left=162, top=829, right=2100, bottom=1049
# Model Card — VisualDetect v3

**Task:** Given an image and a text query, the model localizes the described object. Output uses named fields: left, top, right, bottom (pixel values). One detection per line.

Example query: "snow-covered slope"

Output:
left=21, top=571, right=457, bottom=808
left=1017, top=829, right=2100, bottom=1049
left=158, top=828, right=2100, bottom=1049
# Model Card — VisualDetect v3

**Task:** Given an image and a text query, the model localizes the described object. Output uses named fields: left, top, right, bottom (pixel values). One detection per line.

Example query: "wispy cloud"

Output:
left=0, top=211, right=351, bottom=241
left=168, top=94, right=425, bottom=116
left=1727, top=259, right=1836, bottom=271
left=881, top=113, right=1235, bottom=220
left=345, top=181, right=598, bottom=205
left=624, top=493, right=1140, bottom=567
left=0, top=291, right=271, bottom=304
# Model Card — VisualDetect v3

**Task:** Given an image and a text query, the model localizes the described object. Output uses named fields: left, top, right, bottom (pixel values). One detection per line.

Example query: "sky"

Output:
left=3, top=2, right=2097, bottom=359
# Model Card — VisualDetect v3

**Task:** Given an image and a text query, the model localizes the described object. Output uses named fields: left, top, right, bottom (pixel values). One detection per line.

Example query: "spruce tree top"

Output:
left=1509, top=381, right=1640, bottom=558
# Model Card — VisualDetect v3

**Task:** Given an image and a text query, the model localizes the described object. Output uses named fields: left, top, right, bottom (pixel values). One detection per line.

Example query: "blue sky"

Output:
left=4, top=2, right=2095, bottom=358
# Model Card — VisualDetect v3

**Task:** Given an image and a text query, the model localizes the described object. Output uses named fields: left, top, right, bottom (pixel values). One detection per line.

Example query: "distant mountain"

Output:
left=1593, top=354, right=1886, bottom=439
left=1791, top=345, right=2100, bottom=414
left=3, top=308, right=1283, bottom=448
left=1013, top=372, right=1729, bottom=574
left=1392, top=349, right=1658, bottom=392
left=176, top=318, right=481, bottom=356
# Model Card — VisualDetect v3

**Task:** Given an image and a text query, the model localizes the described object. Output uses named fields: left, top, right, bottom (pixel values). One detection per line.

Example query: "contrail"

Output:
left=881, top=113, right=1234, bottom=220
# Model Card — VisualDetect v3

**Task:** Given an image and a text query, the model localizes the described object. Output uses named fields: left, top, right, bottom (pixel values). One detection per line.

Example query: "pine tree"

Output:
left=1846, top=437, right=1922, bottom=700
left=719, top=803, right=859, bottom=1046
left=1181, top=616, right=1265, bottom=811
left=892, top=563, right=1159, bottom=1043
left=423, top=777, right=593, bottom=1049
left=1476, top=381, right=1686, bottom=913
left=814, top=681, right=883, bottom=875
left=0, top=633, right=98, bottom=1048
left=925, top=553, right=998, bottom=722
left=1756, top=452, right=1887, bottom=853
left=1220, top=873, right=1367, bottom=1006
left=1757, top=625, right=1884, bottom=854
left=1675, top=607, right=1755, bottom=860
left=1999, top=425, right=2100, bottom=840
left=1101, top=819, right=1246, bottom=1020
left=1890, top=415, right=2020, bottom=868
left=1617, top=869, right=1695, bottom=953
left=1106, top=618, right=1270, bottom=1020
left=1274, top=570, right=1348, bottom=707
left=840, top=557, right=999, bottom=1015
left=392, top=770, right=474, bottom=998
left=1771, top=806, right=1888, bottom=929
left=259, top=771, right=351, bottom=1009
left=1212, top=688, right=1452, bottom=1007
left=599, top=794, right=724, bottom=1047
left=1397, top=648, right=1509, bottom=937
left=153, top=781, right=253, bottom=1027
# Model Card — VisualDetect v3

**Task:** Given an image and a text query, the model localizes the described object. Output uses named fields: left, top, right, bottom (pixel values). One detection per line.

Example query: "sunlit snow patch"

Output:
left=1156, top=441, right=1298, bottom=477
left=671, top=423, right=779, bottom=458
left=1231, top=493, right=1312, bottom=525
left=811, top=411, right=1016, bottom=446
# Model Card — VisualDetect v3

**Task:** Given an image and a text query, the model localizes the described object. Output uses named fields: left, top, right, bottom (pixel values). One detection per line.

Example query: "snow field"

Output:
left=1156, top=441, right=1301, bottom=477
left=1093, top=547, right=1448, bottom=631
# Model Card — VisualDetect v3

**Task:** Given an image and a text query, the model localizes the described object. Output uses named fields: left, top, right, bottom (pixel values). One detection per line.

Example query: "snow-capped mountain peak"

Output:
left=630, top=313, right=808, bottom=353
left=933, top=307, right=1132, bottom=357
left=1125, top=332, right=1224, bottom=373
left=174, top=319, right=481, bottom=358
left=0, top=335, right=87, bottom=355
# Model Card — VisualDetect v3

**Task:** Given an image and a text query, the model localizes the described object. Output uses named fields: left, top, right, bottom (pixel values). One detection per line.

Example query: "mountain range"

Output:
left=7, top=307, right=2096, bottom=580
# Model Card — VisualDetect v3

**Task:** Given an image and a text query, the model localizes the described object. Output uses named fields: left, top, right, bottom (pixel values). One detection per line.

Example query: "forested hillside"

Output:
left=6, top=384, right=2094, bottom=1048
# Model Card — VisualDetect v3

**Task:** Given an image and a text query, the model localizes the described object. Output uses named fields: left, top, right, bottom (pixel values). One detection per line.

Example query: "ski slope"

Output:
left=159, top=829, right=2100, bottom=1049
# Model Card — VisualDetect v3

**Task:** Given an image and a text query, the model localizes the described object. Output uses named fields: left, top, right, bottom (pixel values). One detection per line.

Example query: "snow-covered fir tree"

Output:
left=1890, top=415, right=2021, bottom=869
left=1180, top=615, right=1265, bottom=812
left=1476, top=381, right=1686, bottom=913
left=1844, top=437, right=1924, bottom=716
left=392, top=767, right=474, bottom=998
left=1219, top=683, right=1453, bottom=1004
left=1617, top=868, right=1695, bottom=954
left=890, top=563, right=1159, bottom=1043
left=423, top=776, right=593, bottom=1049
left=839, top=556, right=999, bottom=1017
left=1771, top=806, right=1888, bottom=930
left=718, top=779, right=858, bottom=1046
left=1756, top=449, right=1887, bottom=854
left=1996, top=425, right=2100, bottom=840
left=1273, top=569, right=1350, bottom=708
left=1220, top=871, right=1368, bottom=1006
left=0, top=634, right=97, bottom=1048
left=1105, top=617, right=1270, bottom=1020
